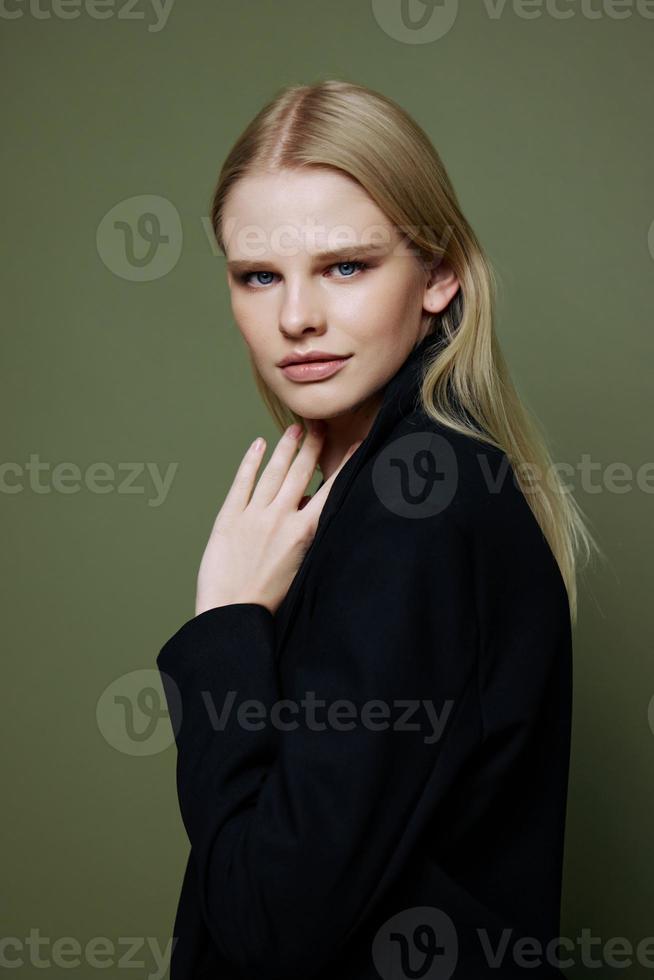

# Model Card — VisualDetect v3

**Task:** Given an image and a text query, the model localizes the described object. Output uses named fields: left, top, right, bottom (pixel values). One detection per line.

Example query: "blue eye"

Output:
left=334, top=261, right=364, bottom=277
left=238, top=260, right=369, bottom=288
left=243, top=270, right=275, bottom=286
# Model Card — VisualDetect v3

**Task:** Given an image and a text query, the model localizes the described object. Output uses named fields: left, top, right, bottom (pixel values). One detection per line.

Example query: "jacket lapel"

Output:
left=273, top=331, right=440, bottom=657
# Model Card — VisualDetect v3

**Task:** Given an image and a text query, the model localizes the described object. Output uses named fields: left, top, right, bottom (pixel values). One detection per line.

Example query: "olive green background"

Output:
left=2, top=2, right=653, bottom=977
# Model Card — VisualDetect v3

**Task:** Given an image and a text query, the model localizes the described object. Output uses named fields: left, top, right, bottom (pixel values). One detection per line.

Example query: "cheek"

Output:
left=229, top=295, right=263, bottom=346
left=229, top=289, right=253, bottom=326
left=376, top=268, right=421, bottom=314
left=342, top=272, right=420, bottom=344
left=231, top=319, right=276, bottom=381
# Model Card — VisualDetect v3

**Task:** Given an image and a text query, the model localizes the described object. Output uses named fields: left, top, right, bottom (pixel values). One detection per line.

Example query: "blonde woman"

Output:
left=157, top=79, right=600, bottom=979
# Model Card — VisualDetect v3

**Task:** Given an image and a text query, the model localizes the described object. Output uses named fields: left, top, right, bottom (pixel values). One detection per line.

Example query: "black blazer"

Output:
left=156, top=331, right=573, bottom=980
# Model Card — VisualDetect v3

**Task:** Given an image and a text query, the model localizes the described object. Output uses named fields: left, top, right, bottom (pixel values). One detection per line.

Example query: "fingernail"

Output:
left=287, top=423, right=302, bottom=440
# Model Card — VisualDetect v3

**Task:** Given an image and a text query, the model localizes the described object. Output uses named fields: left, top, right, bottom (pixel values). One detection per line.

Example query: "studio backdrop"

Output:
left=1, top=2, right=653, bottom=979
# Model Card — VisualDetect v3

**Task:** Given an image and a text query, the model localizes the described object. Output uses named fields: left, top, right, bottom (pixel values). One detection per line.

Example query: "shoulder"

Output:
left=357, top=406, right=535, bottom=543
left=341, top=405, right=567, bottom=594
left=384, top=407, right=568, bottom=606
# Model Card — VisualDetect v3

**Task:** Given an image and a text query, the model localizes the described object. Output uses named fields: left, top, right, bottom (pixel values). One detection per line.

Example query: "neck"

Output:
left=316, top=388, right=384, bottom=482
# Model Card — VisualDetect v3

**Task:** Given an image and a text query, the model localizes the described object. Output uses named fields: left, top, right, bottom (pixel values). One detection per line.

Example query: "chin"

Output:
left=291, top=397, right=366, bottom=423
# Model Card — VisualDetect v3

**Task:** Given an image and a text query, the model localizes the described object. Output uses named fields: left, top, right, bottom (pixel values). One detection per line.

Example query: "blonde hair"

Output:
left=208, top=78, right=604, bottom=625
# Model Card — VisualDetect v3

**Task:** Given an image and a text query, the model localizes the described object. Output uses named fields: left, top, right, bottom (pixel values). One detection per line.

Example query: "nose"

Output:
left=277, top=277, right=327, bottom=339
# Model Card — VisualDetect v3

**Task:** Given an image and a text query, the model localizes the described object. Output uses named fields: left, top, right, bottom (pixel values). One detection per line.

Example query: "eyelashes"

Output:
left=238, top=260, right=370, bottom=289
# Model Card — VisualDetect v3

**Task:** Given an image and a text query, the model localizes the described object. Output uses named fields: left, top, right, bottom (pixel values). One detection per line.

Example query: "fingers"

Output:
left=272, top=421, right=328, bottom=509
left=220, top=423, right=361, bottom=526
left=249, top=422, right=318, bottom=507
left=218, top=435, right=267, bottom=521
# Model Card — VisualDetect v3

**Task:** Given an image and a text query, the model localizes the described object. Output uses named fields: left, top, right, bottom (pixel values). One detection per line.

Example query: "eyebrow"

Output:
left=226, top=243, right=392, bottom=274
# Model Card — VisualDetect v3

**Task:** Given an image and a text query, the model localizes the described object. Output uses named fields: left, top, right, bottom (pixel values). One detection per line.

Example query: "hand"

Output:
left=195, top=422, right=362, bottom=617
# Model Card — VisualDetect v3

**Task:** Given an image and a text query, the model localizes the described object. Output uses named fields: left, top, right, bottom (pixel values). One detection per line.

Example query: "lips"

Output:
left=277, top=351, right=350, bottom=367
left=279, top=355, right=352, bottom=383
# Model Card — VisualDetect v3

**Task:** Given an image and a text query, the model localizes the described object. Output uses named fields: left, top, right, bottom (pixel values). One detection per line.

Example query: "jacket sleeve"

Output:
left=156, top=510, right=481, bottom=980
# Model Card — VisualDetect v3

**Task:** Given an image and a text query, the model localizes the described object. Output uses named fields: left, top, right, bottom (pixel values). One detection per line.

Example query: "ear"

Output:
left=422, top=258, right=460, bottom=315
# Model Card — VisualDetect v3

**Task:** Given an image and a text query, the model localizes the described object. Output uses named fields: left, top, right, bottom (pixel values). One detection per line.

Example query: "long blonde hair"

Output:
left=208, top=78, right=603, bottom=625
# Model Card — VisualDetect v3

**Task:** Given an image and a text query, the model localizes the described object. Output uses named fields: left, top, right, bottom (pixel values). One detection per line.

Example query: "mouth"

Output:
left=278, top=354, right=353, bottom=383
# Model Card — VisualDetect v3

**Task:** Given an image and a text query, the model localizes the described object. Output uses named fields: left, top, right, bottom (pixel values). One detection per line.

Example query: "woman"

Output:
left=157, top=80, right=600, bottom=979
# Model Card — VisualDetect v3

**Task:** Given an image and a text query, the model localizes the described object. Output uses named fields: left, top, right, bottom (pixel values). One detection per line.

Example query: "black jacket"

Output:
left=156, top=331, right=573, bottom=980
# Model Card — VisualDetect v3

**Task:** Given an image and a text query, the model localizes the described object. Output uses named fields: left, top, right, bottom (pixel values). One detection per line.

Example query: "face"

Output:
left=222, top=166, right=456, bottom=428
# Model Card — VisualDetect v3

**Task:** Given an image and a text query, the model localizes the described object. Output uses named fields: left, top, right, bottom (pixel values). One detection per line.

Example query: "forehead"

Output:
left=222, top=168, right=400, bottom=259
